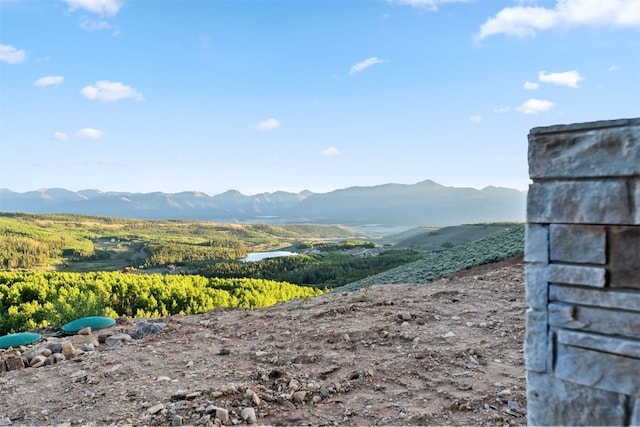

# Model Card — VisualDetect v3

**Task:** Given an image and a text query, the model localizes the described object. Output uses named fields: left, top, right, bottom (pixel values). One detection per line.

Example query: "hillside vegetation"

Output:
left=0, top=272, right=323, bottom=335
left=337, top=224, right=524, bottom=291
left=0, top=213, right=362, bottom=270
left=0, top=212, right=525, bottom=336
left=388, top=223, right=515, bottom=251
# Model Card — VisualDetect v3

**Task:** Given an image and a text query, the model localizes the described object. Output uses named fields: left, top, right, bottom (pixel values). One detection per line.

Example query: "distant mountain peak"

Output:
left=0, top=180, right=526, bottom=226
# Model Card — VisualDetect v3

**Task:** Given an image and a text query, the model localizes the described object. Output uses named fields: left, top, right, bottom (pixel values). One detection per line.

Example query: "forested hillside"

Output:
left=0, top=271, right=323, bottom=334
left=337, top=224, right=524, bottom=291
left=0, top=213, right=362, bottom=270
left=0, top=213, right=525, bottom=337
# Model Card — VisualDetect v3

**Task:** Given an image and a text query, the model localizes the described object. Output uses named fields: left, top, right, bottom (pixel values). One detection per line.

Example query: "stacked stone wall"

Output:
left=525, top=118, right=640, bottom=426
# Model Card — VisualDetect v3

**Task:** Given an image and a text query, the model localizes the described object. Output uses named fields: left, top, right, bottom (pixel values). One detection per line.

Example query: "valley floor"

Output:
left=0, top=256, right=526, bottom=426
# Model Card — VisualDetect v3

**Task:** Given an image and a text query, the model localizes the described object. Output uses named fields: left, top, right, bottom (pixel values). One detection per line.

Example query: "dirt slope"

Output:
left=0, top=256, right=526, bottom=426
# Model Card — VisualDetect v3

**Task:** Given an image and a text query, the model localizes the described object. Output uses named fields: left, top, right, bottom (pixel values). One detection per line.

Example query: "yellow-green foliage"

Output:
left=0, top=271, right=324, bottom=334
left=0, top=213, right=362, bottom=270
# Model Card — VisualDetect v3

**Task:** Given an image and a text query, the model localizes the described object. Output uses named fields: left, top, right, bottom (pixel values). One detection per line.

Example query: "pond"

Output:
left=241, top=251, right=299, bottom=262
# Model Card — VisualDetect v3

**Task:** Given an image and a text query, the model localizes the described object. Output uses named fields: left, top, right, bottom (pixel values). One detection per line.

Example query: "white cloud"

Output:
left=81, top=80, right=143, bottom=102
left=33, top=76, right=64, bottom=87
left=53, top=131, right=69, bottom=141
left=516, top=98, right=555, bottom=114
left=524, top=81, right=540, bottom=90
left=476, top=0, right=640, bottom=40
left=0, top=43, right=26, bottom=64
left=390, top=0, right=468, bottom=11
left=493, top=106, right=511, bottom=113
left=79, top=16, right=112, bottom=31
left=321, top=146, right=342, bottom=157
left=63, top=0, right=122, bottom=16
left=254, top=118, right=280, bottom=131
left=608, top=64, right=620, bottom=71
left=469, top=115, right=483, bottom=123
left=538, top=70, right=584, bottom=88
left=349, top=57, right=385, bottom=76
left=76, top=128, right=104, bottom=139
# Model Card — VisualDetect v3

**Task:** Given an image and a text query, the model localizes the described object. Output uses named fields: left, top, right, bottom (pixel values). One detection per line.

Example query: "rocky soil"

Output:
left=0, top=256, right=527, bottom=426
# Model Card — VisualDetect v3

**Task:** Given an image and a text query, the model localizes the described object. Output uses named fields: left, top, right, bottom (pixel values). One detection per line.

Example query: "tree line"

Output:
left=0, top=271, right=324, bottom=334
left=197, top=249, right=425, bottom=288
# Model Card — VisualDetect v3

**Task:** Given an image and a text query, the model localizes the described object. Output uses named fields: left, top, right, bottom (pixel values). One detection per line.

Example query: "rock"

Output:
left=218, top=348, right=231, bottom=355
left=292, top=391, right=307, bottom=403
left=60, top=342, right=76, bottom=358
left=288, top=379, right=300, bottom=393
left=241, top=407, right=257, bottom=424
left=319, top=387, right=330, bottom=398
left=0, top=418, right=11, bottom=426
left=81, top=343, right=96, bottom=352
left=497, top=388, right=511, bottom=397
left=98, top=334, right=109, bottom=344
left=133, top=322, right=167, bottom=339
left=5, top=357, right=24, bottom=371
left=206, top=405, right=229, bottom=423
left=212, top=407, right=229, bottom=423
left=467, top=355, right=480, bottom=365
left=29, top=355, right=47, bottom=367
left=508, top=400, right=527, bottom=415
left=171, top=390, right=188, bottom=400
left=22, top=346, right=50, bottom=361
left=77, top=327, right=92, bottom=335
left=171, top=415, right=183, bottom=426
left=245, top=389, right=260, bottom=406
left=44, top=353, right=65, bottom=365
left=157, top=376, right=171, bottom=382
left=312, top=395, right=322, bottom=404
left=147, top=403, right=165, bottom=414
left=105, top=333, right=132, bottom=347
left=442, top=331, right=456, bottom=338
left=46, top=343, right=62, bottom=354
left=398, top=311, right=412, bottom=321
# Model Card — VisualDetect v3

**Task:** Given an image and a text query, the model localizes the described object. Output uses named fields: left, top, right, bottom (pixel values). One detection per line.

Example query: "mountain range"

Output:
left=0, top=180, right=527, bottom=227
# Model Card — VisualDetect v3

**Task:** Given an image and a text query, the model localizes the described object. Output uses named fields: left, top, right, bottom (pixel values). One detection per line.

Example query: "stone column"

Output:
left=525, top=118, right=640, bottom=426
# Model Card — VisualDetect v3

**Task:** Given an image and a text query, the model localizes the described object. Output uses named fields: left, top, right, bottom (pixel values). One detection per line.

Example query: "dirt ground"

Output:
left=0, top=256, right=527, bottom=426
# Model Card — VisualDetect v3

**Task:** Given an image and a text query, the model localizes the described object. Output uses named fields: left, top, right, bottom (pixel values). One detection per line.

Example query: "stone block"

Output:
left=528, top=118, right=640, bottom=179
left=4, top=357, right=24, bottom=371
left=635, top=179, right=640, bottom=225
left=524, top=308, right=548, bottom=372
left=548, top=264, right=606, bottom=287
left=526, top=370, right=627, bottom=427
left=527, top=180, right=636, bottom=225
left=548, top=302, right=640, bottom=339
left=557, top=329, right=640, bottom=359
left=632, top=398, right=640, bottom=427
left=525, top=264, right=549, bottom=309
left=608, top=226, right=640, bottom=290
left=524, top=224, right=549, bottom=263
left=549, top=224, right=606, bottom=264
left=549, top=284, right=640, bottom=311
left=555, top=343, right=640, bottom=397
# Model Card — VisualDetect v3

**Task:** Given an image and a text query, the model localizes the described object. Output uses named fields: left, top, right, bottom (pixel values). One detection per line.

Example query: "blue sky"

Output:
left=1, top=0, right=638, bottom=196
